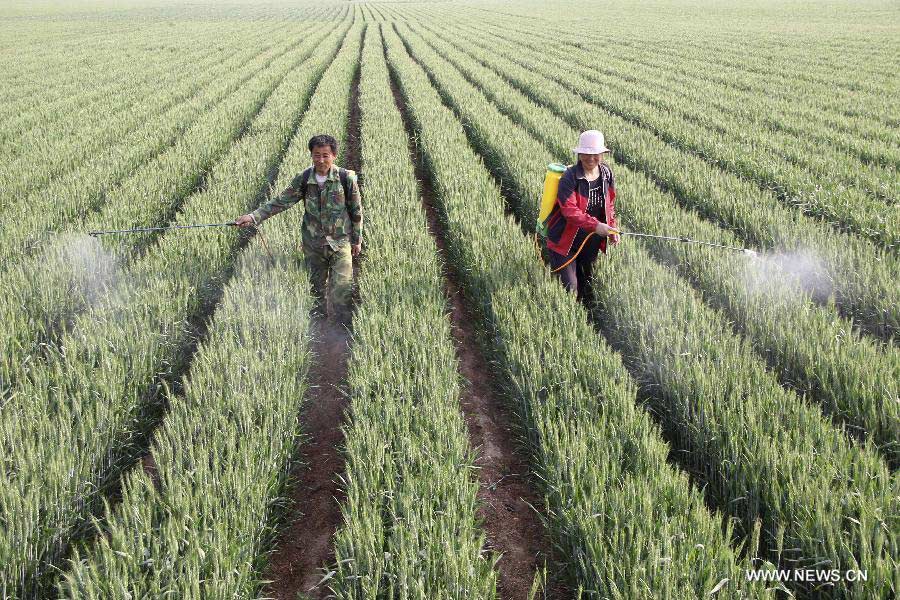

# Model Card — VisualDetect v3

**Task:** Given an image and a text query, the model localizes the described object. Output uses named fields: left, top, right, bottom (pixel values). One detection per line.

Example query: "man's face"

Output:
left=312, top=145, right=335, bottom=174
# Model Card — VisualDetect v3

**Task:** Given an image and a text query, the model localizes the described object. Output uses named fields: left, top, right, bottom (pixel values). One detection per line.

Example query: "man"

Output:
left=236, top=134, right=362, bottom=324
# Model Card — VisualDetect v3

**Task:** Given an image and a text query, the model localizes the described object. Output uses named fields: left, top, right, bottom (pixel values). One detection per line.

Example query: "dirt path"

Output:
left=446, top=272, right=559, bottom=599
left=385, top=51, right=561, bottom=599
left=262, top=47, right=363, bottom=600
left=261, top=318, right=350, bottom=600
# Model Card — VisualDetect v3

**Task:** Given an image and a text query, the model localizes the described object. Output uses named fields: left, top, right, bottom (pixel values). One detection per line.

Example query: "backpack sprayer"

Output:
left=538, top=163, right=759, bottom=267
left=88, top=220, right=275, bottom=260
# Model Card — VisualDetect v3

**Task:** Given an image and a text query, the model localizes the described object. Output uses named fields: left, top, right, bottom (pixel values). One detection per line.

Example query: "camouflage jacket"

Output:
left=251, top=165, right=362, bottom=249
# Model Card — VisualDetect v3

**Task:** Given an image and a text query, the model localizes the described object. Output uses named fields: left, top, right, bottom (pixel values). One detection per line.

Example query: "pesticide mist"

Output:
left=742, top=247, right=833, bottom=302
left=45, top=234, right=122, bottom=307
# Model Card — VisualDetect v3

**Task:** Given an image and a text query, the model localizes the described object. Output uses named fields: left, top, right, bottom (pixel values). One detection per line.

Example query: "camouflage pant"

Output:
left=304, top=242, right=353, bottom=321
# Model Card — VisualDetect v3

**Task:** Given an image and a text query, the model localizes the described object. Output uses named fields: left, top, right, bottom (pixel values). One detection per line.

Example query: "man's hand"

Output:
left=594, top=222, right=617, bottom=237
left=351, top=243, right=362, bottom=256
left=235, top=214, right=256, bottom=228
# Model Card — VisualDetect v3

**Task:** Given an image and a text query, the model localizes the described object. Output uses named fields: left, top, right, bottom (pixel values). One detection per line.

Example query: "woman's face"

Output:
left=578, top=152, right=603, bottom=171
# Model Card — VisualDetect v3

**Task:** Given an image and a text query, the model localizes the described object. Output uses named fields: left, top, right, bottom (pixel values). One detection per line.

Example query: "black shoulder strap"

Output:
left=300, top=166, right=313, bottom=191
left=600, top=163, right=613, bottom=196
left=339, top=167, right=351, bottom=201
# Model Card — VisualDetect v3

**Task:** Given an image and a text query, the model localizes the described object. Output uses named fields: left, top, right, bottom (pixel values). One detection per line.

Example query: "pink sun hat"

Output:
left=573, top=129, right=611, bottom=154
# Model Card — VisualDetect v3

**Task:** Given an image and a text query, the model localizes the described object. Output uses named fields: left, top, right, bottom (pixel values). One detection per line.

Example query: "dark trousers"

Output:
left=549, top=246, right=598, bottom=308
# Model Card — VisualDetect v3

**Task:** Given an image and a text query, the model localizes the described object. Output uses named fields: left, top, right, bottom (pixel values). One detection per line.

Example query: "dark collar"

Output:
left=573, top=161, right=586, bottom=180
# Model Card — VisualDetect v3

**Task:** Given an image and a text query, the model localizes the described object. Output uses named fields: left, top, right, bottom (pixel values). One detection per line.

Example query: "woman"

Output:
left=543, top=130, right=619, bottom=307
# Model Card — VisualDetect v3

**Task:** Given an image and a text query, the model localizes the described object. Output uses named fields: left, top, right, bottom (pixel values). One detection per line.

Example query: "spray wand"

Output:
left=88, top=222, right=238, bottom=236
left=550, top=227, right=757, bottom=273
left=610, top=229, right=758, bottom=257
left=88, top=221, right=276, bottom=262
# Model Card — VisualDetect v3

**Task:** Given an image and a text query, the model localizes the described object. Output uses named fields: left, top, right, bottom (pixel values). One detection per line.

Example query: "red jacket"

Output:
left=544, top=161, right=617, bottom=257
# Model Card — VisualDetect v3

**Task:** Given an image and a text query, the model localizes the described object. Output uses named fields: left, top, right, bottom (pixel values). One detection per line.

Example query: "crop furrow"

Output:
left=352, top=23, right=557, bottom=599
left=410, top=17, right=898, bottom=342
left=398, top=18, right=899, bottom=468
left=381, top=20, right=768, bottom=599
left=255, top=19, right=361, bottom=600
left=59, top=21, right=367, bottom=599
left=446, top=22, right=899, bottom=252
left=0, top=21, right=288, bottom=200
left=0, top=21, right=344, bottom=407
left=386, top=18, right=896, bottom=599
left=0, top=20, right=353, bottom=597
left=328, top=25, right=498, bottom=599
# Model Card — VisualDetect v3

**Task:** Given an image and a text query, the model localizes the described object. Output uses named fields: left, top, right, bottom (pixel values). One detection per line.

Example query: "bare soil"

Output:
left=140, top=453, right=160, bottom=489
left=446, top=271, right=559, bottom=600
left=261, top=318, right=350, bottom=600
left=385, top=47, right=561, bottom=599
left=343, top=51, right=363, bottom=176
left=262, top=39, right=364, bottom=600
left=423, top=195, right=561, bottom=599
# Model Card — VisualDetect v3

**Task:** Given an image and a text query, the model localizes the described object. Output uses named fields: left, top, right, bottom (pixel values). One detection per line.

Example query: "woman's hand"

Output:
left=594, top=222, right=617, bottom=237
